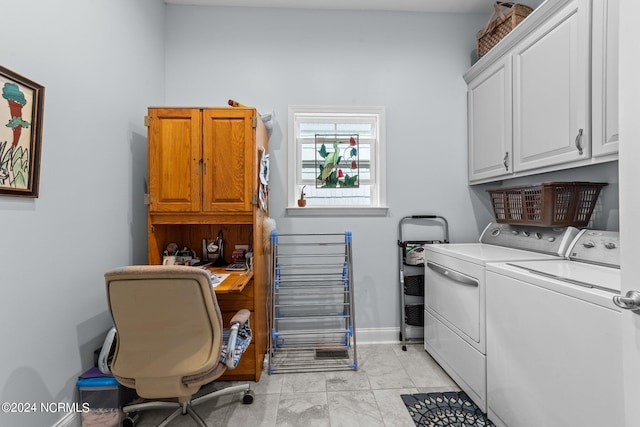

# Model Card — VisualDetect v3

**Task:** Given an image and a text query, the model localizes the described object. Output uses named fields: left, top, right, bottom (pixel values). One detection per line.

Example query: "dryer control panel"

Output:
left=479, top=222, right=580, bottom=256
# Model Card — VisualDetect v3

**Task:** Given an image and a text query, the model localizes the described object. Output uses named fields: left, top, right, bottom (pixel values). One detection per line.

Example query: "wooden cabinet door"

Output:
left=468, top=56, right=513, bottom=183
left=512, top=0, right=590, bottom=172
left=148, top=108, right=202, bottom=212
left=202, top=109, right=254, bottom=212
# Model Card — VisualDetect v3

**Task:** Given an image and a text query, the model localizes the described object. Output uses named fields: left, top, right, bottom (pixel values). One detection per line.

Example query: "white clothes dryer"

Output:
left=423, top=222, right=579, bottom=411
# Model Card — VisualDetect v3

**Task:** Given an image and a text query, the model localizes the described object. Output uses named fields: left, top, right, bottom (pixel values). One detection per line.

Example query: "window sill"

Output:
left=286, top=206, right=389, bottom=217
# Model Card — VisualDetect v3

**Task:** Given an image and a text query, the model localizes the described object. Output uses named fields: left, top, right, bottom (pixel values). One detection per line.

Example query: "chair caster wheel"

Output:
left=243, top=390, right=255, bottom=404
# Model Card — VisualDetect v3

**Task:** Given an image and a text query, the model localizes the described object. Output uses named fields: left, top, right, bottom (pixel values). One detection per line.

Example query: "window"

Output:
left=287, top=106, right=387, bottom=216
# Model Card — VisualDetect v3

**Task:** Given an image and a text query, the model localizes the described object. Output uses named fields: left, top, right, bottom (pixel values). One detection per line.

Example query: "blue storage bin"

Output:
left=77, top=374, right=136, bottom=427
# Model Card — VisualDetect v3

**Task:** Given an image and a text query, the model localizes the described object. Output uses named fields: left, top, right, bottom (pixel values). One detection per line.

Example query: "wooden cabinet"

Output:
left=202, top=109, right=255, bottom=212
left=468, top=56, right=513, bottom=182
left=512, top=0, right=590, bottom=172
left=148, top=108, right=255, bottom=214
left=147, top=108, right=201, bottom=212
left=592, top=0, right=619, bottom=157
left=146, top=106, right=269, bottom=382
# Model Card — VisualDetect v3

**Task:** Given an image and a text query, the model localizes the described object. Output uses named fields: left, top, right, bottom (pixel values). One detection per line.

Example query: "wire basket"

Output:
left=488, top=182, right=607, bottom=227
left=404, top=304, right=424, bottom=326
left=477, top=2, right=533, bottom=56
left=404, top=274, right=425, bottom=296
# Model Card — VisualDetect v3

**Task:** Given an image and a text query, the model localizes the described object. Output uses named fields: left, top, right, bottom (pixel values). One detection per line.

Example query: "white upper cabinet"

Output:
left=465, top=0, right=618, bottom=184
left=592, top=0, right=619, bottom=157
left=512, top=0, right=590, bottom=172
left=468, top=56, right=513, bottom=182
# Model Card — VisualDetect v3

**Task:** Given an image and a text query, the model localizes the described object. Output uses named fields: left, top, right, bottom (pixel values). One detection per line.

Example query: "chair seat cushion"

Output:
left=220, top=321, right=252, bottom=368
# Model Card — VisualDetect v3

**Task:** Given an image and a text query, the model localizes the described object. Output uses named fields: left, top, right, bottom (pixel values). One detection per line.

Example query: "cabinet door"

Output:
left=148, top=108, right=202, bottom=212
left=592, top=0, right=619, bottom=157
left=513, top=0, right=590, bottom=172
left=468, top=57, right=513, bottom=182
left=202, top=109, right=254, bottom=212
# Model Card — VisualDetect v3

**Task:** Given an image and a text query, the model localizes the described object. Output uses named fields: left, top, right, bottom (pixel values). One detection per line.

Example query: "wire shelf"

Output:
left=268, top=231, right=357, bottom=374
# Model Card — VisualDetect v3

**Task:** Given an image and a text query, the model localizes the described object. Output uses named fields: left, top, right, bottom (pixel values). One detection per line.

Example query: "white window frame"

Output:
left=287, top=105, right=388, bottom=216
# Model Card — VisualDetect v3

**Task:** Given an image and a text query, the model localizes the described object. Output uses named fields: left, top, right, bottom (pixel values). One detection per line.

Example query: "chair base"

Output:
left=122, top=383, right=253, bottom=427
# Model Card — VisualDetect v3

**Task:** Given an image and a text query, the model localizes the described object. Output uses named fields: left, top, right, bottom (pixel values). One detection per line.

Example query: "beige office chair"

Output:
left=102, top=265, right=254, bottom=427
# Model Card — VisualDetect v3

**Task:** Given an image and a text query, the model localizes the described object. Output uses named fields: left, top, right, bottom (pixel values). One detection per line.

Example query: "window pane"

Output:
left=290, top=106, right=384, bottom=209
left=303, top=185, right=372, bottom=206
left=299, top=122, right=335, bottom=138
left=336, top=123, right=373, bottom=138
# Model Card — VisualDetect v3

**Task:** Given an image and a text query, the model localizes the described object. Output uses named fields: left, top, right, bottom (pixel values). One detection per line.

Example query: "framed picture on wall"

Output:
left=0, top=65, right=45, bottom=198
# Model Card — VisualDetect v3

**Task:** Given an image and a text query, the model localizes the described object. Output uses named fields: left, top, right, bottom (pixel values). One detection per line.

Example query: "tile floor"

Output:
left=132, top=343, right=460, bottom=427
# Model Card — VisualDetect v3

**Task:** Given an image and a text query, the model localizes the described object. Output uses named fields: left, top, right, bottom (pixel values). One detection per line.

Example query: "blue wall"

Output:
left=163, top=5, right=618, bottom=340
left=0, top=1, right=164, bottom=425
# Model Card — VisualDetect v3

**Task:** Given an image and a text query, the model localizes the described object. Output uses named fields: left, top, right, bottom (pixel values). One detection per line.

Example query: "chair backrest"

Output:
left=105, top=265, right=224, bottom=400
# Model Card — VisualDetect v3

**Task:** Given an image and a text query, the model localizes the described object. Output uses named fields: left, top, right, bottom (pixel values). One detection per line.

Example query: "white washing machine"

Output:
left=485, top=230, right=623, bottom=427
left=423, top=223, right=579, bottom=411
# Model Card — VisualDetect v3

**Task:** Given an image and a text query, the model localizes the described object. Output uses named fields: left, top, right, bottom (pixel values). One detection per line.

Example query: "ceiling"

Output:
left=164, top=0, right=504, bottom=14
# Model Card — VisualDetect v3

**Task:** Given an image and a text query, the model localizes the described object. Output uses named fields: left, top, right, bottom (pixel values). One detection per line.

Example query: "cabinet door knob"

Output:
left=613, top=290, right=640, bottom=311
left=575, top=128, right=584, bottom=155
left=503, top=152, right=509, bottom=171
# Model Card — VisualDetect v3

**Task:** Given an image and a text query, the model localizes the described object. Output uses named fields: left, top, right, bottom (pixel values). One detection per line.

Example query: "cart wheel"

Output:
left=402, top=345, right=407, bottom=351
left=242, top=390, right=255, bottom=404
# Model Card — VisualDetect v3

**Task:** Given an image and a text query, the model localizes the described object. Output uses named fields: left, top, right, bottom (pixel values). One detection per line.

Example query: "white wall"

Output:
left=164, top=5, right=494, bottom=339
left=0, top=1, right=164, bottom=425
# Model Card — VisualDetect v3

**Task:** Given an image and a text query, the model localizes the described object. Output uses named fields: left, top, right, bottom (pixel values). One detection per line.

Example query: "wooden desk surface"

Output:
left=207, top=267, right=253, bottom=294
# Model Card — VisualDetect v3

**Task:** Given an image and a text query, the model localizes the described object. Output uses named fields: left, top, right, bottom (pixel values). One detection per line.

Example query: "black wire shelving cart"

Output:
left=397, top=215, right=449, bottom=351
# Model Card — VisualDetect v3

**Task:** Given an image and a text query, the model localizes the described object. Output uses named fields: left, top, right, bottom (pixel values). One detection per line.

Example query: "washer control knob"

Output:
left=582, top=241, right=596, bottom=248
left=534, top=232, right=542, bottom=240
left=491, top=228, right=501, bottom=237
left=522, top=231, right=529, bottom=237
left=605, top=242, right=617, bottom=249
left=511, top=230, right=519, bottom=235
left=547, top=237, right=556, bottom=242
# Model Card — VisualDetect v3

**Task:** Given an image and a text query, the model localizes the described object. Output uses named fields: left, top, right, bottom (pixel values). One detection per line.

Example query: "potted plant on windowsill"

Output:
left=297, top=186, right=307, bottom=207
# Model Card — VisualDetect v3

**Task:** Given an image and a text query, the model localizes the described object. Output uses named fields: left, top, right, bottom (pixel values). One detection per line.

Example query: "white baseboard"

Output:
left=51, top=412, right=79, bottom=427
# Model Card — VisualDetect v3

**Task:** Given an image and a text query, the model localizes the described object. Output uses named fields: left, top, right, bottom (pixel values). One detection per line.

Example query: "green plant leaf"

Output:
left=11, top=146, right=25, bottom=168
left=325, top=170, right=338, bottom=187
left=344, top=174, right=358, bottom=187
left=318, top=143, right=328, bottom=158
left=13, top=170, right=25, bottom=187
